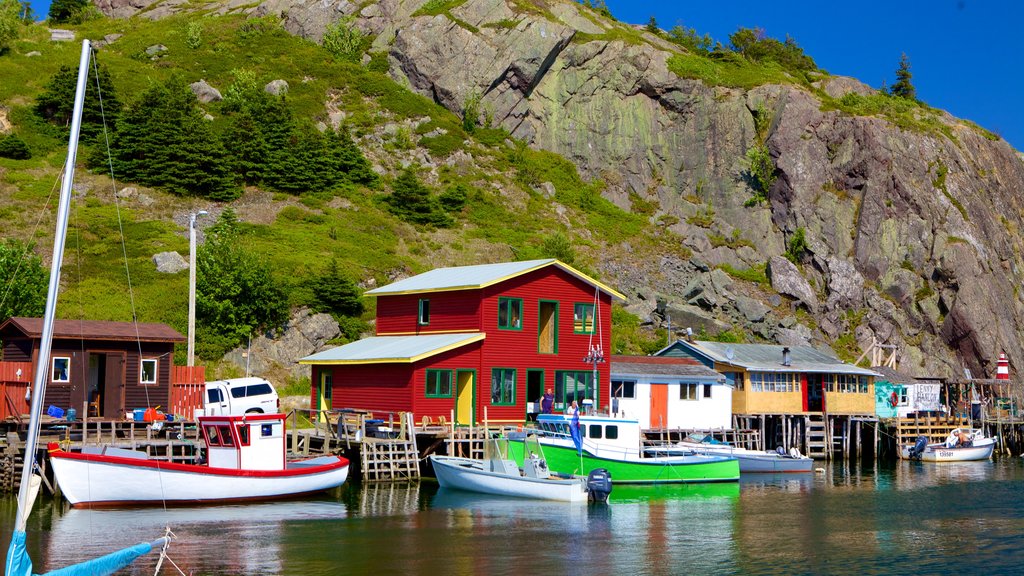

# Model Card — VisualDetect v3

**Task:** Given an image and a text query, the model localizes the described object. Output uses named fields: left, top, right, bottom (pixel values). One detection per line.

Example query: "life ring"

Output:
left=890, top=391, right=899, bottom=408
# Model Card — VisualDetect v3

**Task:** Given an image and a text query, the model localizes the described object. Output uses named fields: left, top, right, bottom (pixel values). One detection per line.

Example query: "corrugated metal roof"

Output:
left=365, top=259, right=626, bottom=301
left=675, top=340, right=880, bottom=376
left=0, top=317, right=185, bottom=342
left=298, top=333, right=485, bottom=365
left=611, top=355, right=724, bottom=381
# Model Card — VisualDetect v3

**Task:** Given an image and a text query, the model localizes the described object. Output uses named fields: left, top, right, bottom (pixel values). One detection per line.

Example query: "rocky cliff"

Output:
left=99, top=0, right=1024, bottom=379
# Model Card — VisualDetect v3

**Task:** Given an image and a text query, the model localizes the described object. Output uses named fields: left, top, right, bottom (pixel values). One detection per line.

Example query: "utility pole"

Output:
left=187, top=210, right=208, bottom=366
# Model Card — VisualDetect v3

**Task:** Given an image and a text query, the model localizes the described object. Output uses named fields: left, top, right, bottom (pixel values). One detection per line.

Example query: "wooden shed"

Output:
left=0, top=317, right=185, bottom=418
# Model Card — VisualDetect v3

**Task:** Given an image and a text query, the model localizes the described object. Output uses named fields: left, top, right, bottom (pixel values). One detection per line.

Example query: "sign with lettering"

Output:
left=913, top=383, right=941, bottom=411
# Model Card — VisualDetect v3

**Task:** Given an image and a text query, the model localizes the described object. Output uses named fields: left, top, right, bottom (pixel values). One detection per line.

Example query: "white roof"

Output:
left=298, top=333, right=485, bottom=365
left=365, top=259, right=625, bottom=301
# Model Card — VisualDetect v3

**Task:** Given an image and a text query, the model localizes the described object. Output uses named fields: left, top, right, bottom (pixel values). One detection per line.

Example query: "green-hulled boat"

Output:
left=507, top=414, right=739, bottom=484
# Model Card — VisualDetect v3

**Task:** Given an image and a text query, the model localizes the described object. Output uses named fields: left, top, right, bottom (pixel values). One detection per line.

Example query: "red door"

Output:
left=650, top=383, right=668, bottom=429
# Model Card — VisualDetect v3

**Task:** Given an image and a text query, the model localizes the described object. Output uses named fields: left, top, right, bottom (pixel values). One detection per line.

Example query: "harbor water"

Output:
left=3, top=458, right=1023, bottom=575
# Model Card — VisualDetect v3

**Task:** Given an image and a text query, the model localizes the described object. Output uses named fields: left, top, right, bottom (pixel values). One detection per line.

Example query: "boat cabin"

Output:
left=199, top=413, right=286, bottom=471
left=536, top=413, right=644, bottom=458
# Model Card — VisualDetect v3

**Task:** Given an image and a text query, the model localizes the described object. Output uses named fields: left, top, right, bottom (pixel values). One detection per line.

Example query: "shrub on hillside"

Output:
left=0, top=134, right=31, bottom=159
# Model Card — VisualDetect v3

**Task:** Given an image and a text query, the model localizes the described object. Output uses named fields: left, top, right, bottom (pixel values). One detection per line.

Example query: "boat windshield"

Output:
left=484, top=438, right=510, bottom=461
left=523, top=435, right=546, bottom=462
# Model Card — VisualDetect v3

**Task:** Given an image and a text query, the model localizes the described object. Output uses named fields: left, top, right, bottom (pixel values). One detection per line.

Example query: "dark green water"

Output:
left=3, top=459, right=1023, bottom=575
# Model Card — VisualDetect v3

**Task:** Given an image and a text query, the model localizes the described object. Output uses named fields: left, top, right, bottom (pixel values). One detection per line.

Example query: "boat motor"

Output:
left=586, top=468, right=612, bottom=503
left=908, top=435, right=929, bottom=460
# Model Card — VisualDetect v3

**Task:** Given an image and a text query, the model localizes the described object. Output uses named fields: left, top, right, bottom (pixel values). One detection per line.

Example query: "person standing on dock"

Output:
left=541, top=389, right=554, bottom=414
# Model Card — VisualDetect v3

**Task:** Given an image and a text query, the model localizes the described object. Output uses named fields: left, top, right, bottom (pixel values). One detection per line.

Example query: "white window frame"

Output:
left=611, top=379, right=636, bottom=399
left=679, top=382, right=698, bottom=401
left=52, top=357, right=70, bottom=383
left=140, top=358, right=158, bottom=384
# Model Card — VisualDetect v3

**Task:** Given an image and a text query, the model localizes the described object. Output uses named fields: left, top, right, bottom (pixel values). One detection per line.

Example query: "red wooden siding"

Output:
left=320, top=363, right=416, bottom=415
left=480, top=267, right=613, bottom=416
left=375, top=289, right=481, bottom=334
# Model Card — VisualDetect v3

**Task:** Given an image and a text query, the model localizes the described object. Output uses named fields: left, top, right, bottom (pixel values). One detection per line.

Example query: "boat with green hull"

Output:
left=508, top=414, right=739, bottom=484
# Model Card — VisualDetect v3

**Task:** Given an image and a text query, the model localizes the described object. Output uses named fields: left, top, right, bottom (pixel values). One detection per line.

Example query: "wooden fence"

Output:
left=169, top=366, right=206, bottom=420
left=0, top=361, right=32, bottom=421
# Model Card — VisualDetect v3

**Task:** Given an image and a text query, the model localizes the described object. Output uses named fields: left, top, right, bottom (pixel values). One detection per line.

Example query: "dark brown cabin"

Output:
left=0, top=317, right=185, bottom=418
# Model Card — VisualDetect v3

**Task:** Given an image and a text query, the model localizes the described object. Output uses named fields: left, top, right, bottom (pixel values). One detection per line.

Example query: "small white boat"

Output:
left=49, top=413, right=350, bottom=507
left=900, top=428, right=996, bottom=462
left=646, top=433, right=814, bottom=473
left=430, top=436, right=609, bottom=502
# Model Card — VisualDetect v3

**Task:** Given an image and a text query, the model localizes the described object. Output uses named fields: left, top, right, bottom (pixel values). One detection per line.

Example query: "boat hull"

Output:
left=899, top=440, right=995, bottom=462
left=49, top=449, right=350, bottom=507
left=430, top=455, right=589, bottom=502
left=508, top=441, right=739, bottom=484
left=646, top=445, right=814, bottom=473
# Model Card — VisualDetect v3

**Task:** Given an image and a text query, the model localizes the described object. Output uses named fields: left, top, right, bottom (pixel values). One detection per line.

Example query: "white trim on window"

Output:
left=140, top=358, right=158, bottom=384
left=52, top=357, right=70, bottom=383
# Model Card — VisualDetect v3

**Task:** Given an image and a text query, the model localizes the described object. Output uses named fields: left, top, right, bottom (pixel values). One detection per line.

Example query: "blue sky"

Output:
left=604, top=0, right=1023, bottom=151
left=26, top=0, right=1022, bottom=150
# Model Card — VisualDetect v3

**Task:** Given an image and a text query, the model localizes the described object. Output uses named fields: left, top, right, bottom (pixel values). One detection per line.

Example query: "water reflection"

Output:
left=2, top=460, right=1022, bottom=575
left=41, top=498, right=348, bottom=575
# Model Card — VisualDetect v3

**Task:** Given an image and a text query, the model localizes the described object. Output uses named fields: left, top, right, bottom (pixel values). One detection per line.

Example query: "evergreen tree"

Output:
left=386, top=168, right=452, bottom=227
left=311, top=259, right=364, bottom=318
left=0, top=239, right=47, bottom=320
left=47, top=0, right=88, bottom=24
left=35, top=63, right=121, bottom=140
left=100, top=76, right=236, bottom=200
left=326, top=126, right=377, bottom=187
left=890, top=52, right=916, bottom=100
left=645, top=16, right=658, bottom=34
left=221, top=110, right=267, bottom=186
left=438, top=183, right=468, bottom=212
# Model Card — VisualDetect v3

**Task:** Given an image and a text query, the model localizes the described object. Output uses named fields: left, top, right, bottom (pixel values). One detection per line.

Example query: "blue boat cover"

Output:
left=5, top=530, right=156, bottom=576
left=5, top=531, right=33, bottom=576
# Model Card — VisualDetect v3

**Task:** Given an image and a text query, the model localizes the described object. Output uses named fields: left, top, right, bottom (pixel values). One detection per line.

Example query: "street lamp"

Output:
left=187, top=210, right=208, bottom=366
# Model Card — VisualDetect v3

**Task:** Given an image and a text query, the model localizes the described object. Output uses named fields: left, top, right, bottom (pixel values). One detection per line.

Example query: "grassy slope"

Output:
left=0, top=14, right=675, bottom=361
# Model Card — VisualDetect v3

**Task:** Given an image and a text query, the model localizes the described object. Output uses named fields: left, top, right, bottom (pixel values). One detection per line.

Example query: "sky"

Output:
left=25, top=0, right=1022, bottom=150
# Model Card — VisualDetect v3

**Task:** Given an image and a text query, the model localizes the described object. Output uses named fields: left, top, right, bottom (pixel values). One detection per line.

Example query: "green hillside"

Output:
left=0, top=13, right=676, bottom=363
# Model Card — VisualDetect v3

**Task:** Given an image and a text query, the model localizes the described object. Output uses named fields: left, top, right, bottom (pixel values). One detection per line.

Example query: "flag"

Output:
left=570, top=410, right=582, bottom=455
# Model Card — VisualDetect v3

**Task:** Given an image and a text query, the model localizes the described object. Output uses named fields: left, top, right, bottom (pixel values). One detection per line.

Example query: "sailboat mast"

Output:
left=14, top=39, right=92, bottom=532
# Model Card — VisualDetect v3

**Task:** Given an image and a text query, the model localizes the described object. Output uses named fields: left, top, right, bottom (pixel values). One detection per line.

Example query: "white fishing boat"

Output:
left=430, top=436, right=610, bottom=502
left=6, top=40, right=172, bottom=576
left=49, top=412, right=350, bottom=507
left=900, top=428, right=996, bottom=462
left=645, top=433, right=814, bottom=473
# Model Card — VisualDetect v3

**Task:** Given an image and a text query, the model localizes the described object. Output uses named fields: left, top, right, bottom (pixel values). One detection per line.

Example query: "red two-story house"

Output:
left=299, top=259, right=625, bottom=425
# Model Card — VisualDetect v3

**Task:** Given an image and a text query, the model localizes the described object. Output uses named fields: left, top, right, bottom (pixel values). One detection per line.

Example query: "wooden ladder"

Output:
left=805, top=414, right=829, bottom=460
left=360, top=412, right=421, bottom=483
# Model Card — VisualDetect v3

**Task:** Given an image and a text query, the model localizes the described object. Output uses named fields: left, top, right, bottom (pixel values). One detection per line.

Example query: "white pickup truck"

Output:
left=199, top=377, right=280, bottom=416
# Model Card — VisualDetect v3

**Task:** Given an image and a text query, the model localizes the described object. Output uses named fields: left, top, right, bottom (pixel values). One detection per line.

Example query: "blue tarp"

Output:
left=5, top=530, right=158, bottom=576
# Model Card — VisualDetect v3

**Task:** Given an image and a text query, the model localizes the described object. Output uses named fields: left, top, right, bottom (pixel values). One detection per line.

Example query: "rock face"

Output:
left=222, top=308, right=341, bottom=382
left=95, top=0, right=1024, bottom=379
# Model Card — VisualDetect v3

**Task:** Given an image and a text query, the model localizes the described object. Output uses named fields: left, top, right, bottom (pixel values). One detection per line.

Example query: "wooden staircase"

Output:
left=805, top=414, right=829, bottom=460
